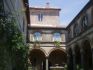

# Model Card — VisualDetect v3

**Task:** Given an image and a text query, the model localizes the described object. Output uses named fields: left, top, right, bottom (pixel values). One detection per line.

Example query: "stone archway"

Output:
left=48, top=48, right=67, bottom=70
left=29, top=49, right=46, bottom=70
left=67, top=48, right=73, bottom=70
left=82, top=40, right=92, bottom=70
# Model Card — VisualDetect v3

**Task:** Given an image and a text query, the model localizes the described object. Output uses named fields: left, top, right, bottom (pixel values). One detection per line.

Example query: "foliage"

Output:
left=0, top=15, right=28, bottom=70
left=64, top=64, right=67, bottom=70
left=54, top=41, right=61, bottom=47
left=76, top=65, right=84, bottom=70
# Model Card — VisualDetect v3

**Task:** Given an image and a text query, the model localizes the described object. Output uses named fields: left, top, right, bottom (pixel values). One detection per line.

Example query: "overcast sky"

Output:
left=29, top=0, right=89, bottom=27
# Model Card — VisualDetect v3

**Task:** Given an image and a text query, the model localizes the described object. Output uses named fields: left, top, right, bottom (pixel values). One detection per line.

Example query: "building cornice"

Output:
left=29, top=7, right=61, bottom=11
left=28, top=25, right=66, bottom=30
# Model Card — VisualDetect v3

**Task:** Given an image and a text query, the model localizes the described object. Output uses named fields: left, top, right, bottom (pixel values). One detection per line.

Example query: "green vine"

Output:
left=0, top=15, right=28, bottom=70
left=54, top=41, right=61, bottom=47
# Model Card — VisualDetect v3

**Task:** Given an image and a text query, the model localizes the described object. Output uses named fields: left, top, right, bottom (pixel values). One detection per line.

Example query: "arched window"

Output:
left=23, top=19, right=25, bottom=32
left=91, top=8, right=93, bottom=25
left=33, top=32, right=42, bottom=41
left=0, top=0, right=3, bottom=12
left=53, top=32, right=61, bottom=41
left=68, top=28, right=71, bottom=41
left=73, top=23, right=80, bottom=37
left=81, top=15, right=88, bottom=31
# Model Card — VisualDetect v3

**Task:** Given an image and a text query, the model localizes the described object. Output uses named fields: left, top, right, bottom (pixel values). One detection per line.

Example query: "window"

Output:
left=53, top=32, right=61, bottom=41
left=81, top=15, right=88, bottom=30
left=91, top=8, right=93, bottom=25
left=38, top=13, right=43, bottom=21
left=23, top=19, right=25, bottom=32
left=68, top=28, right=72, bottom=41
left=0, top=0, right=4, bottom=14
left=34, top=32, right=42, bottom=41
left=73, top=23, right=80, bottom=37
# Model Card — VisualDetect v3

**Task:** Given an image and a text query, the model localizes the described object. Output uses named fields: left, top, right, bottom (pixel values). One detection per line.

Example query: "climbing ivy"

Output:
left=54, top=41, right=61, bottom=47
left=0, top=15, right=28, bottom=70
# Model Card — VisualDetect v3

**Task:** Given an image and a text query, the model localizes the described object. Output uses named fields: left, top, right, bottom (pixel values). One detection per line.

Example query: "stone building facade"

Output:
left=0, top=0, right=30, bottom=70
left=66, top=1, right=93, bottom=70
left=28, top=5, right=67, bottom=70
left=1, top=0, right=30, bottom=43
left=28, top=0, right=93, bottom=70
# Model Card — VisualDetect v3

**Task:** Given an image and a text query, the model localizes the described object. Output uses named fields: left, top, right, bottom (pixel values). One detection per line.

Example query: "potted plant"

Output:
left=54, top=41, right=61, bottom=48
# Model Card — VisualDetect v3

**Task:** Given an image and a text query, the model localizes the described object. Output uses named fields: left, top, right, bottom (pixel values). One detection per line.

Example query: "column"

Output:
left=46, top=58, right=48, bottom=70
left=90, top=38, right=93, bottom=69
left=92, top=48, right=93, bottom=70
left=67, top=54, right=71, bottom=70
left=80, top=49, right=84, bottom=70
left=73, top=51, right=76, bottom=70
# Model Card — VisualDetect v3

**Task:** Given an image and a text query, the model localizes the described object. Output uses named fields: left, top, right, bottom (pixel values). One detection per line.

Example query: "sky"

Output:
left=29, top=0, right=89, bottom=27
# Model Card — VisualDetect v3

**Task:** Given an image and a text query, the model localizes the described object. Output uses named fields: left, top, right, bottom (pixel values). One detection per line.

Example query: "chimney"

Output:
left=46, top=2, right=50, bottom=8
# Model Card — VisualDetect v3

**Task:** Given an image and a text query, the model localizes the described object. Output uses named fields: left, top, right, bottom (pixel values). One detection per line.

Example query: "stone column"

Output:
left=73, top=51, right=76, bottom=70
left=90, top=37, right=93, bottom=69
left=67, top=54, right=70, bottom=70
left=46, top=58, right=48, bottom=70
left=80, top=49, right=84, bottom=70
left=92, top=48, right=93, bottom=70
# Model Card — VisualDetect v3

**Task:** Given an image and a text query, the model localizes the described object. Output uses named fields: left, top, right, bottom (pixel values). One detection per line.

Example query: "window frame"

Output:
left=53, top=32, right=61, bottom=42
left=33, top=32, right=42, bottom=41
left=73, top=23, right=80, bottom=37
left=81, top=15, right=88, bottom=30
left=38, top=13, right=43, bottom=21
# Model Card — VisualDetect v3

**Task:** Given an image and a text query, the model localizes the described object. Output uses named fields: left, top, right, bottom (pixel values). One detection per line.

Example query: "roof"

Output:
left=28, top=24, right=66, bottom=29
left=30, top=24, right=66, bottom=28
left=29, top=7, right=61, bottom=11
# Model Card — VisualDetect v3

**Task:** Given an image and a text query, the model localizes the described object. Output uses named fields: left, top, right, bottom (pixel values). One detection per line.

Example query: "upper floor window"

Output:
left=38, top=13, right=43, bottom=21
left=0, top=0, right=5, bottom=15
left=33, top=32, right=42, bottom=41
left=92, top=8, right=93, bottom=23
left=23, top=19, right=25, bottom=32
left=68, top=28, right=72, bottom=41
left=73, top=23, right=80, bottom=37
left=0, top=0, right=3, bottom=11
left=81, top=15, right=88, bottom=30
left=53, top=32, right=61, bottom=41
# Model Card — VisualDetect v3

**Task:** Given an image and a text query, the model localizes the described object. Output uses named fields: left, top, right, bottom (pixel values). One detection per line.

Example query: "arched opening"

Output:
left=29, top=49, right=46, bottom=70
left=81, top=15, right=88, bottom=31
left=53, top=32, right=61, bottom=41
left=82, top=40, right=92, bottom=70
left=73, top=23, right=80, bottom=37
left=33, top=32, right=42, bottom=41
left=68, top=48, right=73, bottom=70
left=74, top=45, right=81, bottom=69
left=48, top=49, right=67, bottom=70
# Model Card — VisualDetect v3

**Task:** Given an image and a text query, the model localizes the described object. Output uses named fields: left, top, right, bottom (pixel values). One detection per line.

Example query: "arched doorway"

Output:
left=82, top=40, right=92, bottom=70
left=74, top=45, right=81, bottom=70
left=29, top=49, right=46, bottom=70
left=67, top=48, right=73, bottom=70
left=48, top=48, right=67, bottom=70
